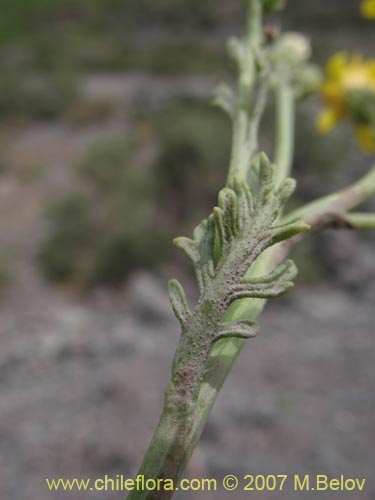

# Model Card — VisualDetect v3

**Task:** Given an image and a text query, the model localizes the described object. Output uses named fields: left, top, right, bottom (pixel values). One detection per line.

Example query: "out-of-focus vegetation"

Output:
left=0, top=67, right=78, bottom=120
left=39, top=103, right=231, bottom=287
left=0, top=0, right=222, bottom=43
left=1, top=0, right=371, bottom=118
left=0, top=0, right=229, bottom=122
left=39, top=136, right=163, bottom=286
left=1, top=0, right=371, bottom=289
left=0, top=252, right=12, bottom=290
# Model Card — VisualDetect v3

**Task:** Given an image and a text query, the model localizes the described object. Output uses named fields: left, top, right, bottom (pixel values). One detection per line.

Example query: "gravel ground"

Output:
left=0, top=269, right=373, bottom=500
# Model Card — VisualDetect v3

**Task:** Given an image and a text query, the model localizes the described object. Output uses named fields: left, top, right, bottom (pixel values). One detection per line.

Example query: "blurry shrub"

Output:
left=0, top=0, right=51, bottom=42
left=39, top=101, right=231, bottom=288
left=120, top=0, right=219, bottom=27
left=0, top=142, right=8, bottom=174
left=39, top=193, right=93, bottom=281
left=91, top=42, right=228, bottom=75
left=294, top=103, right=354, bottom=184
left=39, top=137, right=165, bottom=287
left=152, top=101, right=231, bottom=223
left=0, top=0, right=221, bottom=43
left=87, top=228, right=164, bottom=286
left=64, top=97, right=115, bottom=124
left=0, top=68, right=78, bottom=120
left=289, top=239, right=324, bottom=284
left=0, top=0, right=229, bottom=78
left=0, top=252, right=13, bottom=289
left=78, top=138, right=135, bottom=191
left=16, top=162, right=48, bottom=183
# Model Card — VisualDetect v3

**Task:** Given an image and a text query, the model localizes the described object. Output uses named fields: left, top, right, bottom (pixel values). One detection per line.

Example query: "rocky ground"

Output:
left=0, top=263, right=373, bottom=499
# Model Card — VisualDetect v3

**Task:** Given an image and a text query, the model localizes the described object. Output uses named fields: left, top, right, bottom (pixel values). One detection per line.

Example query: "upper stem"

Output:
left=246, top=0, right=262, bottom=46
left=227, top=0, right=263, bottom=184
left=274, top=77, right=295, bottom=185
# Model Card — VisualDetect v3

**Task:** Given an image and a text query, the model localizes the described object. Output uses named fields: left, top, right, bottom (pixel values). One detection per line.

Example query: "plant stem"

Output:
left=143, top=165, right=375, bottom=500
left=223, top=71, right=296, bottom=321
left=189, top=41, right=299, bottom=440
left=271, top=167, right=375, bottom=264
left=127, top=0, right=374, bottom=495
left=345, top=212, right=375, bottom=230
left=161, top=169, right=375, bottom=500
left=128, top=5, right=297, bottom=496
left=274, top=77, right=295, bottom=185
left=291, top=166, right=375, bottom=223
left=227, top=0, right=263, bottom=183
left=128, top=4, right=267, bottom=498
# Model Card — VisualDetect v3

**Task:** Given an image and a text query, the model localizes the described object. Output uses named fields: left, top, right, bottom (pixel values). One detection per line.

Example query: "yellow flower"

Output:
left=361, top=0, right=375, bottom=19
left=355, top=124, right=375, bottom=151
left=317, top=52, right=375, bottom=152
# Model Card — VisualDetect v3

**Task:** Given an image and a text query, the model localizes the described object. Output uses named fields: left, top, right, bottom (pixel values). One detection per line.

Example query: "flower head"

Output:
left=317, top=52, right=375, bottom=152
left=361, top=0, right=375, bottom=19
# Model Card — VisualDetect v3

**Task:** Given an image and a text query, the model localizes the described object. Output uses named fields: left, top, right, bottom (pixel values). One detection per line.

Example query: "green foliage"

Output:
left=164, top=155, right=307, bottom=420
left=0, top=0, right=50, bottom=42
left=347, top=89, right=375, bottom=127
left=0, top=0, right=219, bottom=45
left=39, top=193, right=93, bottom=281
left=39, top=101, right=233, bottom=288
left=262, top=0, right=286, bottom=14
left=0, top=67, right=78, bottom=120
left=63, top=97, right=115, bottom=124
left=39, top=137, right=165, bottom=287
left=173, top=154, right=308, bottom=299
left=87, top=228, right=164, bottom=286
left=153, top=102, right=231, bottom=222
left=108, top=42, right=227, bottom=75
left=78, top=138, right=136, bottom=191
left=294, top=105, right=353, bottom=181
left=155, top=103, right=231, bottom=172
left=0, top=0, right=228, bottom=79
left=289, top=238, right=324, bottom=284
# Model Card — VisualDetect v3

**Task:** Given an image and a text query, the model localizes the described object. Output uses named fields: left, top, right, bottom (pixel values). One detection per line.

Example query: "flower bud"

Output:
left=294, top=64, right=323, bottom=99
left=262, top=0, right=286, bottom=14
left=276, top=32, right=312, bottom=65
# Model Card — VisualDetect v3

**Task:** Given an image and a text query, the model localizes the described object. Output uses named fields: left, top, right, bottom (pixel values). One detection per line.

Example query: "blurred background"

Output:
left=0, top=0, right=374, bottom=498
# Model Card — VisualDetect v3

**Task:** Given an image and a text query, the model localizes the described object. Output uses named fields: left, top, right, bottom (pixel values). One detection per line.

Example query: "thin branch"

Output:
left=345, top=212, right=375, bottom=230
left=270, top=166, right=375, bottom=261
left=291, top=166, right=375, bottom=224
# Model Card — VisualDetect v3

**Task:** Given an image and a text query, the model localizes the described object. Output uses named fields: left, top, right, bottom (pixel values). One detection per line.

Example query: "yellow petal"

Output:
left=326, top=52, right=347, bottom=79
left=367, top=61, right=375, bottom=80
left=320, top=81, right=345, bottom=104
left=354, top=124, right=375, bottom=152
left=316, top=109, right=340, bottom=134
left=361, top=0, right=375, bottom=19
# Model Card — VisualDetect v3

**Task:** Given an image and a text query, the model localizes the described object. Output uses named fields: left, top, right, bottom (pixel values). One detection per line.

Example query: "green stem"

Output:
left=274, top=77, right=295, bottom=185
left=345, top=212, right=375, bottom=230
left=291, top=166, right=375, bottom=223
left=227, top=0, right=263, bottom=183
left=128, top=4, right=266, bottom=499
left=267, top=167, right=375, bottom=265
left=224, top=75, right=296, bottom=322
left=195, top=58, right=298, bottom=418
left=246, top=0, right=262, bottom=46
